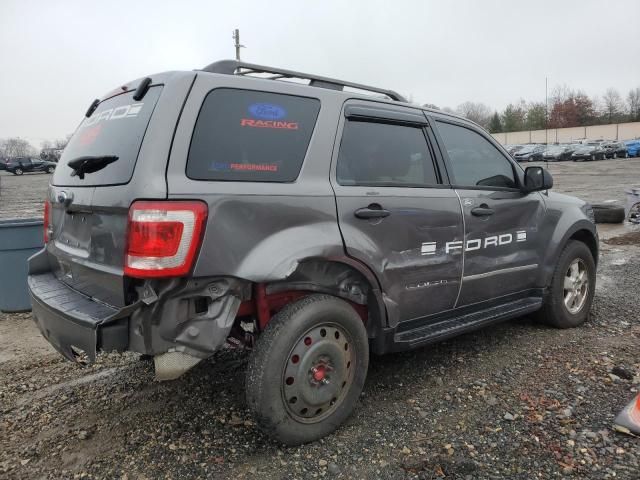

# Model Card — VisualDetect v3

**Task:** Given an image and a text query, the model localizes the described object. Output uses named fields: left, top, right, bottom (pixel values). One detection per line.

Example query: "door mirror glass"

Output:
left=524, top=166, right=553, bottom=192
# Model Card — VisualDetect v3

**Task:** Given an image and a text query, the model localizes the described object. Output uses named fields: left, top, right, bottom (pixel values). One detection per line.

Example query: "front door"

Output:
left=432, top=119, right=546, bottom=306
left=331, top=102, right=464, bottom=326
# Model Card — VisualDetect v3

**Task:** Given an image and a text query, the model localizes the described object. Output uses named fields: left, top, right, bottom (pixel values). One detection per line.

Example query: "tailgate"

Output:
left=42, top=72, right=196, bottom=307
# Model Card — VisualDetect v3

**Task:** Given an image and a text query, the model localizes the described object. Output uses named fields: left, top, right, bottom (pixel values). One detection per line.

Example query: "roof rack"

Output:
left=201, top=59, right=407, bottom=102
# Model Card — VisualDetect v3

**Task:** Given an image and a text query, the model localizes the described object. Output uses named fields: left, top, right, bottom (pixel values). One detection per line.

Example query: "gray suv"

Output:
left=28, top=60, right=598, bottom=445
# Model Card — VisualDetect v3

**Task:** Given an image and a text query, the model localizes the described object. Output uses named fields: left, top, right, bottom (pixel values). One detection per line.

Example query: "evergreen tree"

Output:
left=488, top=112, right=502, bottom=133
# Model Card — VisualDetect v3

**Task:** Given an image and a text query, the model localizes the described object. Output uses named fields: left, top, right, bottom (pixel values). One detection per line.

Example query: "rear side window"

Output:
left=436, top=121, right=517, bottom=189
left=53, top=86, right=162, bottom=186
left=187, top=89, right=320, bottom=182
left=337, top=120, right=439, bottom=187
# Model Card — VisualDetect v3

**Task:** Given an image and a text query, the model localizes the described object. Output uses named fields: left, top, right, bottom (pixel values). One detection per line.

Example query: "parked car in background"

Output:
left=4, top=157, right=57, bottom=175
left=624, top=140, right=640, bottom=157
left=572, top=145, right=607, bottom=161
left=542, top=145, right=575, bottom=161
left=602, top=141, right=629, bottom=159
left=505, top=144, right=525, bottom=155
left=513, top=144, right=545, bottom=162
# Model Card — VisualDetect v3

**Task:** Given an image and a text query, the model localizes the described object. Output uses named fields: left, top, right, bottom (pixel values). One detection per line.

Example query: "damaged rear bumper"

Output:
left=29, top=272, right=134, bottom=362
left=28, top=251, right=246, bottom=378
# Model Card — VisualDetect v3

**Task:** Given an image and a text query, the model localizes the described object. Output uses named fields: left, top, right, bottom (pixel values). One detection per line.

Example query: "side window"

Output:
left=337, top=120, right=439, bottom=187
left=436, top=121, right=517, bottom=189
left=187, top=89, right=320, bottom=182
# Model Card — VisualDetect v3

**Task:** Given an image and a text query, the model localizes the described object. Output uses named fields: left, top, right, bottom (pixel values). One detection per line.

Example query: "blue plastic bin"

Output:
left=0, top=218, right=43, bottom=312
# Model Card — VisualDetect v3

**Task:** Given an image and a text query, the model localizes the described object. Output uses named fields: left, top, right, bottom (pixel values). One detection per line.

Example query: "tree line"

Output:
left=0, top=136, right=70, bottom=161
left=423, top=86, right=640, bottom=134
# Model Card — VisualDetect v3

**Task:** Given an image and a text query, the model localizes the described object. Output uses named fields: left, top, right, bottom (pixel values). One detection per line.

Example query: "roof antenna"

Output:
left=232, top=29, right=245, bottom=61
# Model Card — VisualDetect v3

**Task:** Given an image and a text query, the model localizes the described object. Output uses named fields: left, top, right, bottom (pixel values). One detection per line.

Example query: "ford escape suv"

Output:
left=29, top=60, right=598, bottom=445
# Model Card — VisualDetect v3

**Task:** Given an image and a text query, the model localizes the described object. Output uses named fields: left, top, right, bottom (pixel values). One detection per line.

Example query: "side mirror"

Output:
left=524, top=166, right=553, bottom=192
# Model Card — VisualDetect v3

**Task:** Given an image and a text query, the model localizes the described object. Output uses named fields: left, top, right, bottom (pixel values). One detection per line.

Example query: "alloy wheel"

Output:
left=563, top=258, right=589, bottom=315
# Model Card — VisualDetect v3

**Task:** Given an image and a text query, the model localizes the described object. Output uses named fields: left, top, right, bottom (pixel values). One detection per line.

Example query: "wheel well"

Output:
left=569, top=229, right=598, bottom=266
left=235, top=260, right=385, bottom=337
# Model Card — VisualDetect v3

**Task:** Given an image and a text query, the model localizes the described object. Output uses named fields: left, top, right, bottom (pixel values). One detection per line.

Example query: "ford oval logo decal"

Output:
left=248, top=103, right=286, bottom=120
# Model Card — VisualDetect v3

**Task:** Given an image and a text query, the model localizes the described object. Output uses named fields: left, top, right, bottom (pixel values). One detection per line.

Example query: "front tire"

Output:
left=14, top=168, right=23, bottom=175
left=46, top=166, right=55, bottom=174
left=535, top=240, right=596, bottom=328
left=246, top=294, right=369, bottom=445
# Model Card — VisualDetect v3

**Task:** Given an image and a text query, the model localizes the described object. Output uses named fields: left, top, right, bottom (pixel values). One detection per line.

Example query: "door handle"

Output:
left=354, top=204, right=390, bottom=219
left=471, top=206, right=494, bottom=217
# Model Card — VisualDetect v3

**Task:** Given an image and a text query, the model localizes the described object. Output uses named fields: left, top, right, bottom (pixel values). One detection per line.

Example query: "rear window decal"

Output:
left=83, top=103, right=144, bottom=127
left=209, top=162, right=279, bottom=172
left=79, top=125, right=102, bottom=145
left=248, top=103, right=287, bottom=120
left=240, top=119, right=299, bottom=130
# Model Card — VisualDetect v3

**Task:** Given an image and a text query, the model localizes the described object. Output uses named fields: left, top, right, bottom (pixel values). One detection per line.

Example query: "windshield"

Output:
left=53, top=86, right=162, bottom=187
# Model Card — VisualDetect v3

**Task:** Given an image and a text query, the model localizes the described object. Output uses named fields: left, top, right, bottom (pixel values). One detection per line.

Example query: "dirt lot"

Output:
left=1, top=160, right=639, bottom=479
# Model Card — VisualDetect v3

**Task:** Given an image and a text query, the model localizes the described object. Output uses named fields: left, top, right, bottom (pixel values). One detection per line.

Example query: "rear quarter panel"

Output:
left=166, top=74, right=347, bottom=281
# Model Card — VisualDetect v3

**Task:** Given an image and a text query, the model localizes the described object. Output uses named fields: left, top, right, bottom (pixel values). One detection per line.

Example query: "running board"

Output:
left=393, top=297, right=542, bottom=350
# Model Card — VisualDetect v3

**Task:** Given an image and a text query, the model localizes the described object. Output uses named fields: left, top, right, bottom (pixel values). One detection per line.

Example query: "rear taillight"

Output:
left=43, top=200, right=50, bottom=243
left=124, top=201, right=208, bottom=278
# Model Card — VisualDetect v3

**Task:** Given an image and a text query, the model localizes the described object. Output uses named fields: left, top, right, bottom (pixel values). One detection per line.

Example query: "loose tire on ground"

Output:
left=246, top=294, right=369, bottom=446
left=592, top=204, right=625, bottom=223
left=535, top=240, right=596, bottom=329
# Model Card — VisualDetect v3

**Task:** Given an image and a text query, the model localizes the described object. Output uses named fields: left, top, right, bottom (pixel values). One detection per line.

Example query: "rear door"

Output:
left=432, top=118, right=546, bottom=306
left=331, top=102, right=464, bottom=326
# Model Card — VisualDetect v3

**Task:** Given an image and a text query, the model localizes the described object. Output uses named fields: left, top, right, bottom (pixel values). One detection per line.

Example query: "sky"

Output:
left=1, top=0, right=639, bottom=146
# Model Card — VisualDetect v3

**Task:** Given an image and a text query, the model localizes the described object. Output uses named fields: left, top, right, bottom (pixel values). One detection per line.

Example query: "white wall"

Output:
left=492, top=121, right=640, bottom=145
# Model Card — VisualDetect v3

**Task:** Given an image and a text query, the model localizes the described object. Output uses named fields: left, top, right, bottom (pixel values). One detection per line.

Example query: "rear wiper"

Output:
left=68, top=155, right=119, bottom=179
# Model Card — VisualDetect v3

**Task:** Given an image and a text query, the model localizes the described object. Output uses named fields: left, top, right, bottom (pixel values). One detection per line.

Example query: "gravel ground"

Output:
left=1, top=160, right=639, bottom=479
left=0, top=171, right=51, bottom=220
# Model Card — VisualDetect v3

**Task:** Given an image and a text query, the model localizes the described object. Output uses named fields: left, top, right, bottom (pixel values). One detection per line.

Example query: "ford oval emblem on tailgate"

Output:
left=248, top=103, right=287, bottom=120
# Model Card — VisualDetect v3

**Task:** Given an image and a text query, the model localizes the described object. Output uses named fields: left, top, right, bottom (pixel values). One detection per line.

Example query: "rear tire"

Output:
left=535, top=240, right=596, bottom=329
left=14, top=168, right=23, bottom=175
left=246, top=294, right=369, bottom=446
left=46, top=166, right=55, bottom=174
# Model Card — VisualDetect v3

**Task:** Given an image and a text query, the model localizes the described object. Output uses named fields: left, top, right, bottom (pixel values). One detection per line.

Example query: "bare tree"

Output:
left=628, top=87, right=640, bottom=121
left=53, top=137, right=70, bottom=149
left=0, top=137, right=36, bottom=158
left=602, top=88, right=624, bottom=124
left=455, top=101, right=492, bottom=128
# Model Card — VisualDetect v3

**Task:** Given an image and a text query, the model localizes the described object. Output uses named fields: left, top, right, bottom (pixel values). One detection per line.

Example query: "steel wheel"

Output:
left=563, top=258, right=589, bottom=314
left=282, top=323, right=354, bottom=424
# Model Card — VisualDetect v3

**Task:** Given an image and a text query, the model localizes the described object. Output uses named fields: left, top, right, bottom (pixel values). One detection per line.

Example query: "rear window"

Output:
left=53, top=86, right=162, bottom=186
left=186, top=89, right=320, bottom=182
